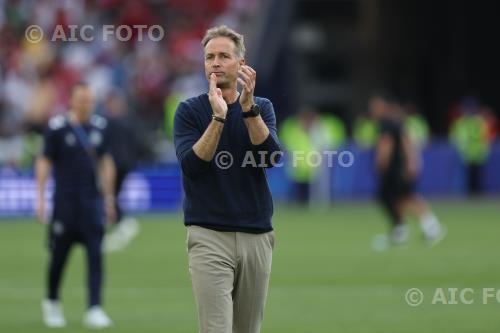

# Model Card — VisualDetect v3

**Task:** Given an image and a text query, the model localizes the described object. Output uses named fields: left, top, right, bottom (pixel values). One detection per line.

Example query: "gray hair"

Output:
left=201, top=25, right=245, bottom=59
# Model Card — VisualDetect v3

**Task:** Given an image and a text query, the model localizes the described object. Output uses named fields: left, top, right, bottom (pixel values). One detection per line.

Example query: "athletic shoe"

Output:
left=371, top=233, right=390, bottom=252
left=424, top=223, right=447, bottom=247
left=391, top=224, right=409, bottom=245
left=83, top=306, right=112, bottom=329
left=42, top=299, right=66, bottom=328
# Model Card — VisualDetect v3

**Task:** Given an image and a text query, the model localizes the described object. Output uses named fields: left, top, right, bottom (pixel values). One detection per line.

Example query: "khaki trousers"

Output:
left=187, top=225, right=275, bottom=333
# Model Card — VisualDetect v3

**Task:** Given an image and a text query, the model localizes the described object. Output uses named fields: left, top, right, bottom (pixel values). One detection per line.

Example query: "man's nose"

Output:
left=212, top=57, right=221, bottom=67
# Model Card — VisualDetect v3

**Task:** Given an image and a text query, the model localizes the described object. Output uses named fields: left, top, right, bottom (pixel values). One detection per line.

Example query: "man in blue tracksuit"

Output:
left=174, top=25, right=282, bottom=333
left=36, top=83, right=115, bottom=329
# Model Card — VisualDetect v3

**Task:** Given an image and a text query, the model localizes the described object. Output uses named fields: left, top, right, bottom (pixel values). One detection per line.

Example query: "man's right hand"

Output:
left=208, top=73, right=228, bottom=118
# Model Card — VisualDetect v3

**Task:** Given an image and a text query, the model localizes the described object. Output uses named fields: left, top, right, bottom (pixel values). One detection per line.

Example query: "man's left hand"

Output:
left=238, top=65, right=256, bottom=112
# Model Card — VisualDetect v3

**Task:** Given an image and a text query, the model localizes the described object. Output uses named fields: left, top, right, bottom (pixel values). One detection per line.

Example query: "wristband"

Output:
left=212, top=115, right=226, bottom=124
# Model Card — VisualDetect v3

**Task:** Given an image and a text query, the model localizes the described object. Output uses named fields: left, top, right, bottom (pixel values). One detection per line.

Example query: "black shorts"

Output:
left=378, top=176, right=416, bottom=200
left=47, top=194, right=104, bottom=250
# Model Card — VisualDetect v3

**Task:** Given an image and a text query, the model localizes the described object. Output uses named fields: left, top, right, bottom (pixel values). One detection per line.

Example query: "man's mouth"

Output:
left=212, top=72, right=225, bottom=76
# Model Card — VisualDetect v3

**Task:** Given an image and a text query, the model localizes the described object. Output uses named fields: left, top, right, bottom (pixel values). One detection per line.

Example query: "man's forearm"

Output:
left=244, top=116, right=269, bottom=145
left=36, top=157, right=51, bottom=199
left=193, top=120, right=224, bottom=161
left=376, top=135, right=393, bottom=173
left=99, top=155, right=116, bottom=200
left=402, top=134, right=418, bottom=168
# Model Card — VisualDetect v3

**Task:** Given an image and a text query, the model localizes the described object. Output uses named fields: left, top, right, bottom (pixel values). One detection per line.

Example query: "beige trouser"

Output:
left=187, top=225, right=275, bottom=333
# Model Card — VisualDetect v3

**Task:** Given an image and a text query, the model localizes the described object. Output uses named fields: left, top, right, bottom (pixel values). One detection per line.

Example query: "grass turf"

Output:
left=0, top=200, right=499, bottom=332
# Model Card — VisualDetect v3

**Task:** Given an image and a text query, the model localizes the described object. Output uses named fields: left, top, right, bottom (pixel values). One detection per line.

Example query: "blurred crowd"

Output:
left=0, top=0, right=261, bottom=167
left=0, top=0, right=499, bottom=190
left=280, top=94, right=498, bottom=202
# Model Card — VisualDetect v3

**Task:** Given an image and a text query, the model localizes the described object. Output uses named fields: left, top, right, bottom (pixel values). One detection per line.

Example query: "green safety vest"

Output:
left=164, top=93, right=183, bottom=140
left=353, top=116, right=378, bottom=149
left=405, top=114, right=430, bottom=147
left=449, top=114, right=490, bottom=163
left=280, top=115, right=346, bottom=182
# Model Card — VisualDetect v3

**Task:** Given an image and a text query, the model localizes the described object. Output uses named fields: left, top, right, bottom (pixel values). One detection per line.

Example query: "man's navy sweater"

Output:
left=173, top=93, right=282, bottom=233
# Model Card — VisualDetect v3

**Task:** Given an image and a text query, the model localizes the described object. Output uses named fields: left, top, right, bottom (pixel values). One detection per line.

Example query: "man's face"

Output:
left=70, top=86, right=94, bottom=121
left=204, top=37, right=244, bottom=88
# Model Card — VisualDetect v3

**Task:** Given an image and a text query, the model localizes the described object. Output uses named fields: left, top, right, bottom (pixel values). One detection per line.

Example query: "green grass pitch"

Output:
left=1, top=200, right=499, bottom=332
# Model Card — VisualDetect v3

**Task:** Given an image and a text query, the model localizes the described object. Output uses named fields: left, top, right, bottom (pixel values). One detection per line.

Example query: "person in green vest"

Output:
left=404, top=104, right=430, bottom=149
left=280, top=107, right=346, bottom=205
left=164, top=93, right=183, bottom=141
left=353, top=115, right=378, bottom=149
left=449, top=97, right=491, bottom=195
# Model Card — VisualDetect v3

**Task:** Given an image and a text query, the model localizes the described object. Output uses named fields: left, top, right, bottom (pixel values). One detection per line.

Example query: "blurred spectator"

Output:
left=280, top=107, right=346, bottom=205
left=449, top=97, right=493, bottom=195
left=103, top=88, right=140, bottom=252
left=0, top=0, right=262, bottom=167
left=480, top=105, right=498, bottom=143
left=369, top=93, right=444, bottom=247
left=352, top=115, right=378, bottom=149
left=403, top=103, right=430, bottom=148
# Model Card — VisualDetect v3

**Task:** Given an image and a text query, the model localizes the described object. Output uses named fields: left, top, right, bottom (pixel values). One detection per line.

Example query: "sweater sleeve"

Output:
left=251, top=99, right=283, bottom=168
left=173, top=102, right=211, bottom=179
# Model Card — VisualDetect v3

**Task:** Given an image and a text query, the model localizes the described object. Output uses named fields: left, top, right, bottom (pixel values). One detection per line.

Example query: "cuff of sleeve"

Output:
left=251, top=134, right=280, bottom=152
left=182, top=148, right=211, bottom=174
left=251, top=134, right=283, bottom=168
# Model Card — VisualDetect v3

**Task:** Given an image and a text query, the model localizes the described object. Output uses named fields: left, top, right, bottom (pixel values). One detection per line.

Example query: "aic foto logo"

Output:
left=25, top=25, right=165, bottom=43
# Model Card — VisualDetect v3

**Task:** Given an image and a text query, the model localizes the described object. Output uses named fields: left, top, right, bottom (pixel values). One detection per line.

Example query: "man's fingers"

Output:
left=209, top=73, right=217, bottom=94
left=238, top=72, right=254, bottom=93
left=242, top=65, right=256, bottom=78
left=238, top=69, right=252, bottom=84
left=237, top=78, right=249, bottom=92
left=239, top=66, right=256, bottom=91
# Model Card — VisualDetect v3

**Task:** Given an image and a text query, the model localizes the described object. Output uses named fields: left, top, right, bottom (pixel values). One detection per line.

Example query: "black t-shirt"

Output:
left=378, top=118, right=405, bottom=181
left=43, top=114, right=109, bottom=197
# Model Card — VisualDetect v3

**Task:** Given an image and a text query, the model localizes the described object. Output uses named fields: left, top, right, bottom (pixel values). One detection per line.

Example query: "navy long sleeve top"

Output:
left=173, top=93, right=282, bottom=233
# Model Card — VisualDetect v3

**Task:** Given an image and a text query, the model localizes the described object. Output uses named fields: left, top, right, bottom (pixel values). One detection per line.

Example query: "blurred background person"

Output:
left=352, top=114, right=378, bottom=150
left=280, top=106, right=346, bottom=206
left=102, top=89, right=140, bottom=252
left=369, top=93, right=444, bottom=248
left=449, top=97, right=493, bottom=196
left=36, top=83, right=115, bottom=329
left=404, top=103, right=430, bottom=150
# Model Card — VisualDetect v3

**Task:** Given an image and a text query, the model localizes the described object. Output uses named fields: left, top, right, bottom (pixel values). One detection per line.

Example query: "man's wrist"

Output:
left=241, top=98, right=255, bottom=113
left=212, top=114, right=226, bottom=124
left=242, top=103, right=261, bottom=118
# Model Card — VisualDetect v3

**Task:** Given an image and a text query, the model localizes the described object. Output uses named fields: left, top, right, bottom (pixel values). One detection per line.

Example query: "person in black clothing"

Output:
left=36, top=83, right=115, bottom=328
left=369, top=93, right=445, bottom=247
left=174, top=25, right=282, bottom=333
left=103, top=90, right=140, bottom=252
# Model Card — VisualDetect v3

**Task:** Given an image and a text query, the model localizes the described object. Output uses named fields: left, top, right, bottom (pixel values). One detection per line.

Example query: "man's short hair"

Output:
left=201, top=25, right=246, bottom=59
